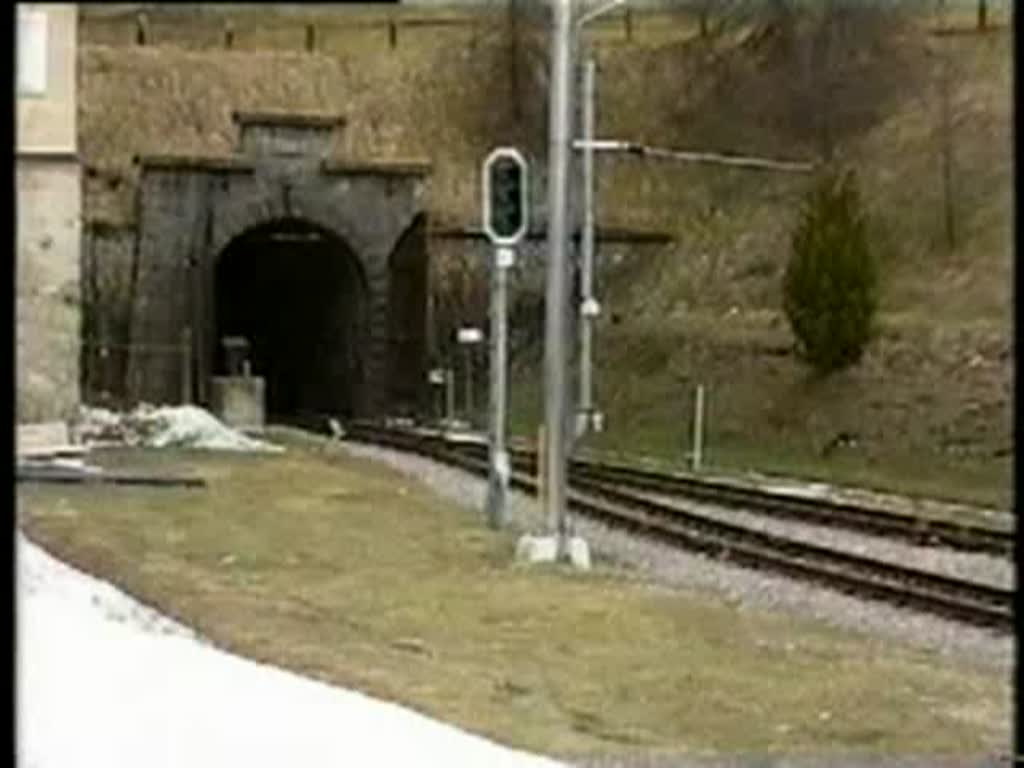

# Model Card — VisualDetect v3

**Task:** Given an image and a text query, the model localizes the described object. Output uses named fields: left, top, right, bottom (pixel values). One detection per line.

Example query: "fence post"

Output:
left=464, top=346, right=474, bottom=426
left=691, top=384, right=705, bottom=472
left=136, top=13, right=148, bottom=46
left=181, top=327, right=193, bottom=405
left=445, top=367, right=455, bottom=426
left=537, top=424, right=546, bottom=510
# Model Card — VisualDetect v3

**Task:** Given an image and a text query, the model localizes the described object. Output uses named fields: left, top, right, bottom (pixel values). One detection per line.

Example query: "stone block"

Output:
left=210, top=376, right=265, bottom=432
left=565, top=536, right=592, bottom=572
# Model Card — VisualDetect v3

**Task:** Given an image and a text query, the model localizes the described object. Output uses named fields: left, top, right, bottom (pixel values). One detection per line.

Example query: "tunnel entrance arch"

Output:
left=127, top=111, right=432, bottom=418
left=213, top=217, right=368, bottom=422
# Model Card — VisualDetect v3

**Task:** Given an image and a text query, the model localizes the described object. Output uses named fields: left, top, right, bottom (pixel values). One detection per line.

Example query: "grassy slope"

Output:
left=17, top=437, right=1010, bottom=758
left=512, top=22, right=1013, bottom=509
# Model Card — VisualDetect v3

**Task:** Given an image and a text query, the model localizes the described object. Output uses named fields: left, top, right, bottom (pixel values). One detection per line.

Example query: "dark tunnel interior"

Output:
left=214, top=218, right=367, bottom=422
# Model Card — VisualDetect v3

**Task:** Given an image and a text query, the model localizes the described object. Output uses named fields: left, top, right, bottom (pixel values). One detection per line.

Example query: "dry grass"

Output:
left=593, top=22, right=1012, bottom=318
left=74, top=7, right=1012, bottom=512
left=17, top=437, right=1010, bottom=760
left=549, top=22, right=1013, bottom=508
left=510, top=310, right=1012, bottom=511
left=79, top=7, right=1011, bottom=316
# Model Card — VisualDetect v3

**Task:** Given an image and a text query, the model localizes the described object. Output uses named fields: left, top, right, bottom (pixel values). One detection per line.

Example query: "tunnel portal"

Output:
left=214, top=218, right=367, bottom=422
left=128, top=110, right=431, bottom=417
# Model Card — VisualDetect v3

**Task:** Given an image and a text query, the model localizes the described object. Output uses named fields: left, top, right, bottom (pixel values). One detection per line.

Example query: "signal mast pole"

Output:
left=544, top=0, right=625, bottom=556
left=483, top=148, right=529, bottom=530
left=542, top=0, right=576, bottom=551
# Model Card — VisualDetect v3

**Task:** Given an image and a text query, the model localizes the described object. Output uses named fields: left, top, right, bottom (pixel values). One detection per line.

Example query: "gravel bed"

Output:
left=339, top=441, right=1014, bottom=675
left=570, top=754, right=1013, bottom=768
left=641, top=491, right=1015, bottom=590
left=738, top=473, right=1013, bottom=531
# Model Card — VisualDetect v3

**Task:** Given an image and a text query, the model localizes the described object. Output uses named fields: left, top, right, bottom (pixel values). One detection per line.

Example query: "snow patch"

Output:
left=76, top=404, right=283, bottom=453
left=16, top=533, right=565, bottom=768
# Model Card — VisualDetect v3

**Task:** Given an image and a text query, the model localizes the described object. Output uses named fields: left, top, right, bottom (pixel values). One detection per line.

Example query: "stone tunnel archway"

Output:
left=129, top=116, right=432, bottom=418
left=213, top=217, right=369, bottom=422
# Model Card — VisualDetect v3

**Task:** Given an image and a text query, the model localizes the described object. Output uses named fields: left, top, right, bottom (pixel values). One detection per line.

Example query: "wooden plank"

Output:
left=16, top=466, right=207, bottom=488
left=18, top=445, right=90, bottom=460
left=17, top=422, right=72, bottom=457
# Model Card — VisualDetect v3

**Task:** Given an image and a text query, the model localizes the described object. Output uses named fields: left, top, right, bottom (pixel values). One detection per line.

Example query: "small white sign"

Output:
left=17, top=11, right=48, bottom=96
left=581, top=298, right=602, bottom=318
left=496, top=247, right=516, bottom=269
left=428, top=369, right=446, bottom=385
left=494, top=450, right=511, bottom=483
left=457, top=327, right=484, bottom=345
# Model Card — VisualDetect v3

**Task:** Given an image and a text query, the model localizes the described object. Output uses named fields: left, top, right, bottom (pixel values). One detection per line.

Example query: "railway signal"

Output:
left=482, top=148, right=529, bottom=245
left=481, top=148, right=529, bottom=530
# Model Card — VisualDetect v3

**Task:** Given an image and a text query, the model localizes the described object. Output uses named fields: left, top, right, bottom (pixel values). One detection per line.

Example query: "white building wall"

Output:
left=17, top=4, right=82, bottom=423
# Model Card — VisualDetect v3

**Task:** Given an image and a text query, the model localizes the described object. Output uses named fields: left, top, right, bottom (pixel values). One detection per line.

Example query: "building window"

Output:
left=17, top=10, right=48, bottom=97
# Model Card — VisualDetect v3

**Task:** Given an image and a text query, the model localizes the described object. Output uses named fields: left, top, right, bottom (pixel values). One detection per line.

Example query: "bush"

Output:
left=783, top=170, right=879, bottom=374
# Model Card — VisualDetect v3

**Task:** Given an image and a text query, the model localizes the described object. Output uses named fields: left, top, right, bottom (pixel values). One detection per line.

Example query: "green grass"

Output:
left=17, top=435, right=1009, bottom=760
left=509, top=326, right=1013, bottom=514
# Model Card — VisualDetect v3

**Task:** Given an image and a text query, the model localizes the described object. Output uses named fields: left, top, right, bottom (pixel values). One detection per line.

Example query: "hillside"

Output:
left=76, top=4, right=1013, bottom=505
left=511, top=10, right=1014, bottom=507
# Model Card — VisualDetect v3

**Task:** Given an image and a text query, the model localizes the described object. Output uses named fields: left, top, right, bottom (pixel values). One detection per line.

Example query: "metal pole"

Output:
left=572, top=139, right=814, bottom=173
left=486, top=246, right=513, bottom=528
left=692, top=384, right=705, bottom=472
left=544, top=0, right=576, bottom=549
left=181, top=326, right=192, bottom=405
left=537, top=423, right=547, bottom=507
left=445, top=367, right=455, bottom=426
left=464, top=346, right=473, bottom=425
left=578, top=56, right=596, bottom=429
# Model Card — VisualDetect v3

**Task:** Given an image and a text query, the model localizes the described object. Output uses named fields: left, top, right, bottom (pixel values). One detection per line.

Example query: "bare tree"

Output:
left=507, top=0, right=523, bottom=122
left=676, top=0, right=920, bottom=164
left=81, top=225, right=137, bottom=406
left=503, top=0, right=549, bottom=153
left=808, top=1, right=838, bottom=162
left=936, top=0, right=957, bottom=251
left=787, top=1, right=917, bottom=162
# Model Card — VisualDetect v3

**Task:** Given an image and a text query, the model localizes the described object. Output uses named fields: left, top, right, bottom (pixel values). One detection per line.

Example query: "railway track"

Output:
left=341, top=421, right=1013, bottom=633
left=358, top=423, right=1013, bottom=558
left=565, top=458, right=1014, bottom=557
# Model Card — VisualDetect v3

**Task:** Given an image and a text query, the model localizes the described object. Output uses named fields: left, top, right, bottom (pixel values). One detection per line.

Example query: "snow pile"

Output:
left=74, top=405, right=125, bottom=444
left=76, top=404, right=283, bottom=453
left=137, top=405, right=283, bottom=452
left=17, top=532, right=566, bottom=768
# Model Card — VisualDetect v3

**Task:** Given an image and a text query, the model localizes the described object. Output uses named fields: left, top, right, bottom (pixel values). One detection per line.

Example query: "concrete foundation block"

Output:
left=17, top=422, right=71, bottom=455
left=565, top=536, right=592, bottom=571
left=514, top=534, right=591, bottom=571
left=210, top=376, right=265, bottom=433
left=514, top=534, right=558, bottom=564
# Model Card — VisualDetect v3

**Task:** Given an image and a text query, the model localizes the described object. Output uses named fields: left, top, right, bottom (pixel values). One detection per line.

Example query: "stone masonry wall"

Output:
left=16, top=160, right=82, bottom=422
